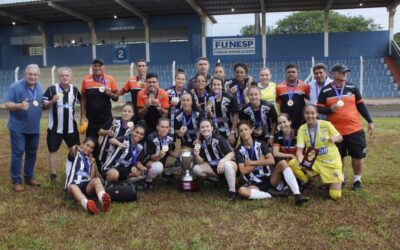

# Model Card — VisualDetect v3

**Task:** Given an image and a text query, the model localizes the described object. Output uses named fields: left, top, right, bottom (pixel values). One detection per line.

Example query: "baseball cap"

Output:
left=331, top=63, right=351, bottom=73
left=92, top=58, right=104, bottom=65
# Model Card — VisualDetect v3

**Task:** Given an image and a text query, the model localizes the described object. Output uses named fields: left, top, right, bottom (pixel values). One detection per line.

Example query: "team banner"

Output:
left=212, top=37, right=256, bottom=55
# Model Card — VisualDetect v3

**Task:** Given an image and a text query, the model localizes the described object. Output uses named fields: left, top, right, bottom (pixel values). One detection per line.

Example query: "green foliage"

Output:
left=240, top=24, right=256, bottom=36
left=394, top=32, right=400, bottom=45
left=240, top=11, right=382, bottom=35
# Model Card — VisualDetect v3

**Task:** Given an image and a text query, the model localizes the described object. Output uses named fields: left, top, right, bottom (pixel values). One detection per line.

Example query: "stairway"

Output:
left=384, top=56, right=400, bottom=90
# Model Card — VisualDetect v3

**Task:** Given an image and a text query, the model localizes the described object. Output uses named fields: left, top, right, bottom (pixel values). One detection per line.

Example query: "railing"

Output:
left=14, top=67, right=19, bottom=82
left=51, top=65, right=56, bottom=84
left=360, top=56, right=364, bottom=96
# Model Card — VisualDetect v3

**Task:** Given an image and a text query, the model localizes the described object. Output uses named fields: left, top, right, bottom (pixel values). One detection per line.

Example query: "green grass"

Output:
left=0, top=118, right=399, bottom=249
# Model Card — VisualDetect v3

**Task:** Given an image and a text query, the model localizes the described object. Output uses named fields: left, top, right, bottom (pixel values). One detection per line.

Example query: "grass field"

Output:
left=0, top=117, right=399, bottom=249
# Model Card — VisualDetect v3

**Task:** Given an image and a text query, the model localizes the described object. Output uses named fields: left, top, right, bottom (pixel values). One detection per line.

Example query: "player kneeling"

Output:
left=65, top=137, right=111, bottom=215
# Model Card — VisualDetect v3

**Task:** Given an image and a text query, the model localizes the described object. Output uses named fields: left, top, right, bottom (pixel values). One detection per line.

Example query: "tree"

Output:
left=395, top=32, right=400, bottom=45
left=240, top=11, right=382, bottom=35
left=240, top=25, right=256, bottom=36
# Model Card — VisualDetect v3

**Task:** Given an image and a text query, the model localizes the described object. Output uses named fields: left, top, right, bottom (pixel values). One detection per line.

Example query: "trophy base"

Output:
left=180, top=179, right=200, bottom=192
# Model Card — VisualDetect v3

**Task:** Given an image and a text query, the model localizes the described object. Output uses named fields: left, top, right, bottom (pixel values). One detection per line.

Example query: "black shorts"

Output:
left=68, top=181, right=90, bottom=196
left=47, top=129, right=80, bottom=152
left=102, top=167, right=132, bottom=182
left=247, top=176, right=271, bottom=192
left=336, top=129, right=366, bottom=159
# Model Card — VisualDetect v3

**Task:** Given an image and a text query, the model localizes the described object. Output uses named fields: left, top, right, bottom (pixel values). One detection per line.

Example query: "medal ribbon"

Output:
left=332, top=82, right=345, bottom=102
left=242, top=141, right=255, bottom=160
left=251, top=105, right=263, bottom=128
left=286, top=80, right=298, bottom=102
left=283, top=130, right=293, bottom=153
left=130, top=143, right=140, bottom=166
left=94, top=75, right=107, bottom=88
left=27, top=86, right=37, bottom=102
left=237, top=83, right=245, bottom=105
left=307, top=121, right=319, bottom=148
left=158, top=135, right=167, bottom=147
left=182, top=111, right=193, bottom=127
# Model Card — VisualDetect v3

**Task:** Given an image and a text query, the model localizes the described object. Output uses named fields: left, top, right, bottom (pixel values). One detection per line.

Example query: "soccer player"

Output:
left=296, top=104, right=343, bottom=200
left=192, top=74, right=211, bottom=112
left=65, top=137, right=111, bottom=215
left=239, top=86, right=277, bottom=145
left=276, top=64, right=310, bottom=129
left=225, top=62, right=253, bottom=109
left=207, top=77, right=239, bottom=146
left=137, top=73, right=170, bottom=134
left=193, top=119, right=238, bottom=201
left=146, top=118, right=178, bottom=185
left=187, top=57, right=211, bottom=91
left=235, top=121, right=309, bottom=205
left=97, top=103, right=135, bottom=166
left=43, top=67, right=81, bottom=182
left=317, top=63, right=374, bottom=191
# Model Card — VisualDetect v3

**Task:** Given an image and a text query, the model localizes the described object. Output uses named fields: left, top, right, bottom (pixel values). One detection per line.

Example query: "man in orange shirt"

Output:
left=276, top=64, right=310, bottom=129
left=317, top=63, right=374, bottom=191
left=81, top=58, right=119, bottom=139
left=119, top=59, right=147, bottom=122
left=137, top=73, right=170, bottom=134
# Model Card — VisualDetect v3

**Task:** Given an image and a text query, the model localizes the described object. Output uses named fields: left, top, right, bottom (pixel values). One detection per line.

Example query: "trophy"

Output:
left=179, top=149, right=199, bottom=192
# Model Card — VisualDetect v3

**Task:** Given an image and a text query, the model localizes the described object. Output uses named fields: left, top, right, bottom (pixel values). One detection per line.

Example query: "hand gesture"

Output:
left=20, top=99, right=29, bottom=110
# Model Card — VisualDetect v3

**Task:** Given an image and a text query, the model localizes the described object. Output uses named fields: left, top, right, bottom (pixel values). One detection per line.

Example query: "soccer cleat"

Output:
left=294, top=194, right=309, bottom=206
left=352, top=180, right=363, bottom=191
left=101, top=193, right=111, bottom=213
left=162, top=173, right=176, bottom=184
left=227, top=191, right=237, bottom=202
left=86, top=200, right=100, bottom=215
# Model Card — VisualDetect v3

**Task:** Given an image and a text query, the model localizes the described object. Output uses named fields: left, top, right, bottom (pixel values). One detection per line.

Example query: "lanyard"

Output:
left=237, top=82, right=245, bottom=104
left=158, top=135, right=167, bottom=147
left=251, top=104, right=263, bottom=128
left=94, top=75, right=106, bottom=88
left=332, top=82, right=345, bottom=101
left=182, top=111, right=193, bottom=127
left=27, top=86, right=37, bottom=101
left=283, top=130, right=293, bottom=153
left=307, top=121, right=319, bottom=148
left=130, top=143, right=140, bottom=165
left=286, top=80, right=298, bottom=101
left=242, top=141, right=255, bottom=160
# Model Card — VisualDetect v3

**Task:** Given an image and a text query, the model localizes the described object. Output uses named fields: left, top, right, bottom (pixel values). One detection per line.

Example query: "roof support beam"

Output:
left=325, top=0, right=335, bottom=11
left=185, top=0, right=217, bottom=24
left=259, top=0, right=266, bottom=13
left=48, top=1, right=97, bottom=59
left=388, top=7, right=396, bottom=55
left=388, top=0, right=400, bottom=9
left=114, top=0, right=150, bottom=62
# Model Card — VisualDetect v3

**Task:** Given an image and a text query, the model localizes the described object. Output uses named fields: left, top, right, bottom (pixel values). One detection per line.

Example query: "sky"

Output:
left=210, top=7, right=400, bottom=36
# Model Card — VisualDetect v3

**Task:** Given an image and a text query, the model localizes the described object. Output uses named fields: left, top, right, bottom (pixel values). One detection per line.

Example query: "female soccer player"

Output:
left=258, top=67, right=277, bottom=108
left=296, top=104, right=343, bottom=200
left=235, top=121, right=308, bottom=205
left=239, top=86, right=277, bottom=145
left=98, top=103, right=135, bottom=167
left=273, top=113, right=311, bottom=189
left=225, top=62, right=253, bottom=109
left=192, top=119, right=237, bottom=201
left=192, top=74, right=210, bottom=112
left=101, top=123, right=152, bottom=188
left=166, top=69, right=189, bottom=134
left=207, top=77, right=239, bottom=146
left=65, top=137, right=111, bottom=215
left=174, top=92, right=204, bottom=148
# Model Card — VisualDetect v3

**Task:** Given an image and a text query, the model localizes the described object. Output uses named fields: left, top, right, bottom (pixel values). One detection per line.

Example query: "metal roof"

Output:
left=0, top=0, right=398, bottom=26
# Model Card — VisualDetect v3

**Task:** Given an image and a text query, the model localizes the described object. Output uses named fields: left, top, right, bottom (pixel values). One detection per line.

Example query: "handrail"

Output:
left=51, top=65, right=56, bottom=84
left=391, top=40, right=400, bottom=58
left=303, top=57, right=315, bottom=83
left=172, top=60, right=176, bottom=86
left=130, top=62, right=135, bottom=78
left=359, top=55, right=364, bottom=96
left=14, top=66, right=19, bottom=82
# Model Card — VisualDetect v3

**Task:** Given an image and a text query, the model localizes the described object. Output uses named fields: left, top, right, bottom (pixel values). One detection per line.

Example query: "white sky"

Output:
left=211, top=7, right=400, bottom=36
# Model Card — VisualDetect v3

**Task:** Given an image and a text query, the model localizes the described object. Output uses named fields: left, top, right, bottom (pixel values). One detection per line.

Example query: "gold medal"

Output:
left=131, top=166, right=137, bottom=173
left=99, top=86, right=105, bottom=92
left=162, top=145, right=169, bottom=152
left=207, top=100, right=213, bottom=107
left=180, top=126, right=187, bottom=133
left=287, top=100, right=294, bottom=107
left=127, top=122, right=134, bottom=128
left=172, top=97, right=179, bottom=103
left=194, top=143, right=201, bottom=150
left=337, top=100, right=344, bottom=107
left=57, top=93, right=64, bottom=99
left=32, top=100, right=39, bottom=107
left=307, top=150, right=316, bottom=161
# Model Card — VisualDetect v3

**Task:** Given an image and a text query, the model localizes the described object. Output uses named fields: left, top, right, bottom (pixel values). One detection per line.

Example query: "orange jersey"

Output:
left=81, top=74, right=117, bottom=94
left=317, top=83, right=363, bottom=135
left=137, top=88, right=170, bottom=109
left=122, top=76, right=146, bottom=93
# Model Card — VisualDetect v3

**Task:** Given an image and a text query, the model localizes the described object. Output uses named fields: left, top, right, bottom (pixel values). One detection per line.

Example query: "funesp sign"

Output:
left=213, top=38, right=256, bottom=55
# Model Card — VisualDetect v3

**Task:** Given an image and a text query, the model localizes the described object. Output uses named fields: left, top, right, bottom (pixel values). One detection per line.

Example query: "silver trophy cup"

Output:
left=179, top=148, right=199, bottom=191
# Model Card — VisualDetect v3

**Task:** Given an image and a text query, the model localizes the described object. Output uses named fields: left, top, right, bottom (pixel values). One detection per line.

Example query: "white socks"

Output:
left=146, top=162, right=163, bottom=181
left=354, top=175, right=362, bottom=182
left=283, top=167, right=300, bottom=195
left=224, top=161, right=237, bottom=192
left=249, top=189, right=272, bottom=199
left=97, top=191, right=105, bottom=204
left=81, top=198, right=88, bottom=210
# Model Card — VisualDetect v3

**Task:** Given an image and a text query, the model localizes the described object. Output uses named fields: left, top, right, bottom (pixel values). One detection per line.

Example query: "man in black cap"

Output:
left=317, top=63, right=374, bottom=191
left=81, top=59, right=119, bottom=170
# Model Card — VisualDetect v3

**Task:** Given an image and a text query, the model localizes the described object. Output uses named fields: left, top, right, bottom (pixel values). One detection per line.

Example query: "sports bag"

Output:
left=105, top=181, right=138, bottom=202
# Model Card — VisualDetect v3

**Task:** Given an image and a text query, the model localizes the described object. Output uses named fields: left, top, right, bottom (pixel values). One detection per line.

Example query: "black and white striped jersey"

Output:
left=43, top=84, right=81, bottom=134
left=166, top=86, right=189, bottom=134
left=199, top=134, right=233, bottom=168
left=209, top=92, right=239, bottom=137
left=174, top=109, right=204, bottom=147
left=102, top=136, right=144, bottom=172
left=65, top=151, right=92, bottom=190
left=146, top=131, right=175, bottom=163
left=235, top=140, right=272, bottom=184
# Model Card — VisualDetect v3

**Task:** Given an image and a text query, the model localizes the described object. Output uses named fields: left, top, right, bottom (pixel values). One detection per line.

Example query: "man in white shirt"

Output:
left=309, top=63, right=331, bottom=120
